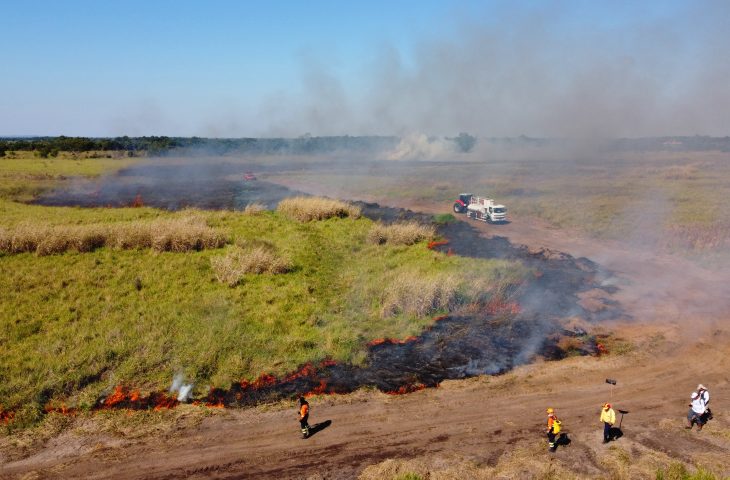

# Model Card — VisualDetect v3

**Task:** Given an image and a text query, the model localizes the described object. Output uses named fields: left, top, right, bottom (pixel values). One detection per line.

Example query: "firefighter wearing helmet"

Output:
left=600, top=403, right=616, bottom=443
left=546, top=407, right=561, bottom=452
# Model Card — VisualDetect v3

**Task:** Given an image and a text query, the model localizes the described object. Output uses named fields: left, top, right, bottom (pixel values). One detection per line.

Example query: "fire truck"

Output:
left=452, top=193, right=507, bottom=223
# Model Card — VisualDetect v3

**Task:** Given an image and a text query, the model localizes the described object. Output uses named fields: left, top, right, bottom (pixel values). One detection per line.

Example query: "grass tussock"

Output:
left=211, top=246, right=292, bottom=286
left=0, top=215, right=226, bottom=256
left=242, top=202, right=267, bottom=215
left=276, top=196, right=361, bottom=222
left=380, top=272, right=459, bottom=318
left=367, top=221, right=435, bottom=246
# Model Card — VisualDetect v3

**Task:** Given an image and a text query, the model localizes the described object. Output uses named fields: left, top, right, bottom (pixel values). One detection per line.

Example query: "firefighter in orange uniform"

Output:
left=546, top=407, right=561, bottom=452
left=299, top=396, right=311, bottom=438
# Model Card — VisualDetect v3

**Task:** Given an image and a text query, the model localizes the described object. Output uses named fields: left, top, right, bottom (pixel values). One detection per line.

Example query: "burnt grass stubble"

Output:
left=31, top=165, right=623, bottom=409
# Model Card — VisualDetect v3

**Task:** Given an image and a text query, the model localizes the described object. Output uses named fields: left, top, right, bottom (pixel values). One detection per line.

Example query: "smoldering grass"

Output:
left=211, top=246, right=292, bottom=286
left=277, top=196, right=361, bottom=222
left=367, top=222, right=435, bottom=246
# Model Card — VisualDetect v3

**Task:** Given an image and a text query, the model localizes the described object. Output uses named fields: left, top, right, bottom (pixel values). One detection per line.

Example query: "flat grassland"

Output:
left=0, top=154, right=524, bottom=428
left=267, top=149, right=730, bottom=261
left=2, top=151, right=730, bottom=480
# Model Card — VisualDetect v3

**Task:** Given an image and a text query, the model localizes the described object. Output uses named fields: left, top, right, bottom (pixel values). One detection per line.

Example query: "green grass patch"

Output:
left=0, top=154, right=137, bottom=203
left=655, top=462, right=720, bottom=480
left=0, top=155, right=526, bottom=428
left=0, top=210, right=524, bottom=427
left=433, top=213, right=456, bottom=224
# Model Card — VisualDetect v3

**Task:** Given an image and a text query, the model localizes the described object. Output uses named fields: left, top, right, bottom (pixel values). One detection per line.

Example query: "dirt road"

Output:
left=3, top=199, right=730, bottom=479
left=4, top=331, right=729, bottom=479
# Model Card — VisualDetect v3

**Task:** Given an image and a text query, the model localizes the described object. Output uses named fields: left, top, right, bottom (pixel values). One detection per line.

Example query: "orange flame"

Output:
left=103, top=385, right=127, bottom=407
left=485, top=299, right=521, bottom=315
left=367, top=336, right=419, bottom=347
left=1, top=405, right=15, bottom=423
left=44, top=403, right=76, bottom=415
left=385, top=383, right=427, bottom=395
left=305, top=379, right=329, bottom=397
left=427, top=239, right=449, bottom=250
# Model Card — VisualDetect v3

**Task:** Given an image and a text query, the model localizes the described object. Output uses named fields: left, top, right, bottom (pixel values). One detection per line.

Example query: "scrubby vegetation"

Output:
left=277, top=196, right=361, bottom=222
left=211, top=245, right=292, bottom=286
left=0, top=215, right=227, bottom=255
left=379, top=271, right=458, bottom=318
left=367, top=221, right=435, bottom=246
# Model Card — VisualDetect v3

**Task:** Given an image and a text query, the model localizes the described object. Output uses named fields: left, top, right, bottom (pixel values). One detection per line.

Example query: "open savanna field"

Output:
left=0, top=154, right=525, bottom=429
left=3, top=148, right=730, bottom=480
left=266, top=148, right=730, bottom=263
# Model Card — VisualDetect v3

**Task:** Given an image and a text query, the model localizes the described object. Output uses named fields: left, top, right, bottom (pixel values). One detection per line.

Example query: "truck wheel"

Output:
left=453, top=203, right=464, bottom=213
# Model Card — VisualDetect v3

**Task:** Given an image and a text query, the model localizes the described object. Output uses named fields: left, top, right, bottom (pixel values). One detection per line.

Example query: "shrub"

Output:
left=70, top=226, right=107, bottom=252
left=367, top=222, right=435, bottom=246
left=433, top=213, right=456, bottom=225
left=211, top=246, right=292, bottom=286
left=277, top=196, right=361, bottom=222
left=35, top=227, right=73, bottom=256
left=147, top=217, right=226, bottom=252
left=380, top=272, right=459, bottom=318
left=106, top=222, right=151, bottom=250
left=0, top=216, right=226, bottom=256
left=7, top=223, right=45, bottom=254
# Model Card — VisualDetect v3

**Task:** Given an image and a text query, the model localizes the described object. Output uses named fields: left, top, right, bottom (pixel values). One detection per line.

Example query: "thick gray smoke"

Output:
left=260, top=1, right=730, bottom=139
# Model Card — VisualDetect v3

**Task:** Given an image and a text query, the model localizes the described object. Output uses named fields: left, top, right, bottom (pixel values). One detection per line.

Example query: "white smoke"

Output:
left=170, top=373, right=194, bottom=402
left=385, top=133, right=455, bottom=160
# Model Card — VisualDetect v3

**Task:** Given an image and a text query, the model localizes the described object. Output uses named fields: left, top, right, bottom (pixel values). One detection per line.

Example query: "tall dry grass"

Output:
left=367, top=222, right=435, bottom=246
left=242, top=202, right=266, bottom=215
left=277, top=196, right=361, bottom=222
left=380, top=271, right=459, bottom=318
left=211, top=246, right=292, bottom=286
left=0, top=216, right=226, bottom=256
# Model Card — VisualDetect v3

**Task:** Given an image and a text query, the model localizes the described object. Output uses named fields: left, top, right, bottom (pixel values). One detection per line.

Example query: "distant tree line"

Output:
left=3, top=134, right=727, bottom=158
left=0, top=135, right=401, bottom=157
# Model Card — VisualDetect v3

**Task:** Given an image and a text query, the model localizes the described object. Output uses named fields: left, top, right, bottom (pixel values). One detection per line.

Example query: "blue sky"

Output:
left=1, top=1, right=727, bottom=137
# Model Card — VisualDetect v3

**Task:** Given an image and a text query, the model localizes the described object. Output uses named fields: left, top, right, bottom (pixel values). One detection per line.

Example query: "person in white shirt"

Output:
left=686, top=391, right=706, bottom=430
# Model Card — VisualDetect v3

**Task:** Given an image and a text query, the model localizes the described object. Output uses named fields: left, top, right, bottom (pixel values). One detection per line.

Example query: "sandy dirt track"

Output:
left=3, top=200, right=730, bottom=479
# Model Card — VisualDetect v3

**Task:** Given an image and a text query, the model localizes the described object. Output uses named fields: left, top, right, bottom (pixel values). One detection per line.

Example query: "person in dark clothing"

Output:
left=298, top=397, right=310, bottom=438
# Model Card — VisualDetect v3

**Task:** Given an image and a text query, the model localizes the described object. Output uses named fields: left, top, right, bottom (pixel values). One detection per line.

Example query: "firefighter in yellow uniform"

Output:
left=600, top=403, right=616, bottom=443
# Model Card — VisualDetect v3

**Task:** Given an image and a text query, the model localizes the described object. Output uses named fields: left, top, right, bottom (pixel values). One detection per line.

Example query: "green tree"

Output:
left=453, top=132, right=477, bottom=153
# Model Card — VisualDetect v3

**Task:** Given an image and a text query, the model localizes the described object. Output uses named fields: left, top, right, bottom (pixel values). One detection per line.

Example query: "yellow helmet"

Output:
left=546, top=407, right=554, bottom=414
